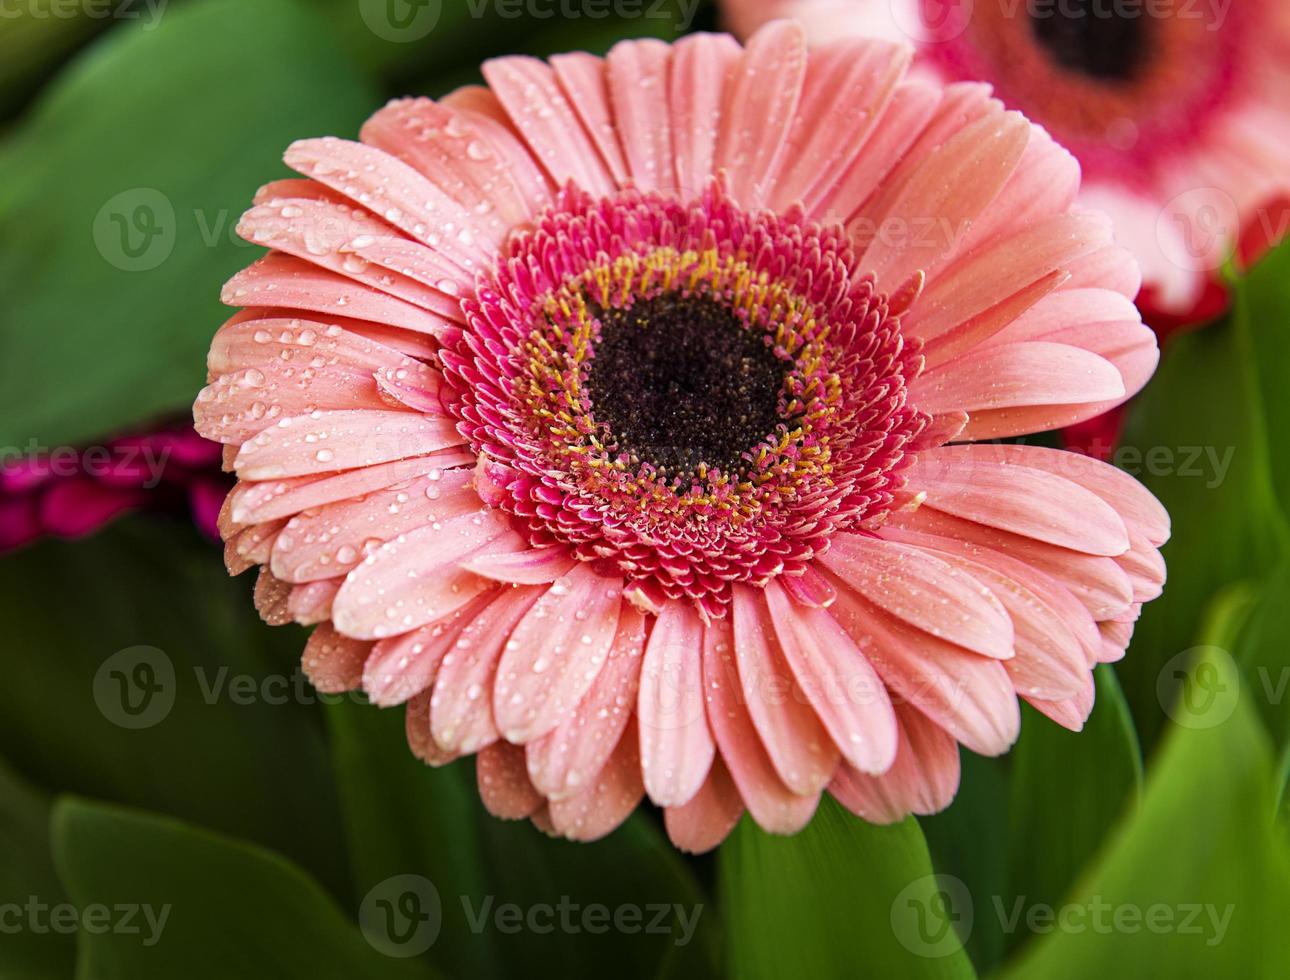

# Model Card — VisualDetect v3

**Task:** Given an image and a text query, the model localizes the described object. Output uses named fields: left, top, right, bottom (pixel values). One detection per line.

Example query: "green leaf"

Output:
left=998, top=648, right=1290, bottom=980
left=920, top=753, right=1011, bottom=973
left=0, top=518, right=350, bottom=899
left=1003, top=667, right=1141, bottom=958
left=0, top=0, right=378, bottom=448
left=1221, top=562, right=1290, bottom=747
left=1115, top=310, right=1285, bottom=748
left=326, top=699, right=719, bottom=980
left=1236, top=238, right=1290, bottom=517
left=51, top=798, right=435, bottom=980
left=720, top=798, right=977, bottom=980
left=0, top=757, right=75, bottom=980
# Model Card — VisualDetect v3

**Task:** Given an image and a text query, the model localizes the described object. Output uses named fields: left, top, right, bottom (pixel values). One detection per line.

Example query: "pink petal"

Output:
left=229, top=453, right=469, bottom=526
left=763, top=581, right=899, bottom=775
left=222, top=253, right=456, bottom=335
left=861, top=107, right=1030, bottom=290
left=908, top=449, right=1130, bottom=557
left=526, top=608, right=647, bottom=801
left=777, top=564, right=837, bottom=608
left=638, top=600, right=715, bottom=807
left=551, top=53, right=630, bottom=185
left=912, top=341, right=1126, bottom=418
left=301, top=623, right=371, bottom=694
left=431, top=585, right=543, bottom=754
left=268, top=469, right=479, bottom=583
left=820, top=534, right=1015, bottom=660
left=702, top=615, right=820, bottom=834
left=359, top=96, right=537, bottom=229
left=284, top=137, right=501, bottom=265
left=664, top=756, right=745, bottom=854
left=669, top=32, right=741, bottom=197
left=405, top=691, right=461, bottom=767
left=606, top=39, right=676, bottom=194
left=287, top=579, right=341, bottom=626
left=949, top=443, right=1169, bottom=547
left=492, top=565, right=623, bottom=743
left=891, top=507, right=1134, bottom=621
left=827, top=573, right=1021, bottom=756
left=731, top=584, right=839, bottom=796
left=770, top=39, right=911, bottom=216
left=253, top=567, right=293, bottom=626
left=482, top=56, right=616, bottom=196
left=235, top=198, right=459, bottom=311
left=1026, top=671, right=1096, bottom=733
left=548, top=725, right=644, bottom=842
left=829, top=704, right=960, bottom=824
left=715, top=19, right=807, bottom=207
left=235, top=410, right=464, bottom=481
left=332, top=509, right=515, bottom=640
left=461, top=544, right=577, bottom=585
left=364, top=596, right=492, bottom=707
left=477, top=740, right=543, bottom=819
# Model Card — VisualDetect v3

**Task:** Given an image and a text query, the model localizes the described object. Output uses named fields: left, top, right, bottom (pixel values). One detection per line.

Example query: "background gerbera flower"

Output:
left=195, top=21, right=1166, bottom=850
left=722, top=0, right=1290, bottom=321
left=0, top=421, right=227, bottom=553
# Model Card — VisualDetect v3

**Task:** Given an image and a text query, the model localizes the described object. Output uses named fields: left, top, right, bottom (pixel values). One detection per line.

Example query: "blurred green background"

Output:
left=3, top=1, right=1290, bottom=977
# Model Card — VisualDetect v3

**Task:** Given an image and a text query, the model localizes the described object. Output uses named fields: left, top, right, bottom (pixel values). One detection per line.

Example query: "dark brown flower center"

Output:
left=1030, top=0, right=1148, bottom=81
left=583, top=293, right=787, bottom=482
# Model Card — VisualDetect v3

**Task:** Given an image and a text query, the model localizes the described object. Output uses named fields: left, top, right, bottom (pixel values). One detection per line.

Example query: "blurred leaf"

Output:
left=51, top=798, right=435, bottom=979
left=999, top=648, right=1290, bottom=980
left=0, top=0, right=378, bottom=449
left=1238, top=239, right=1290, bottom=516
left=0, top=518, right=350, bottom=899
left=1003, top=667, right=1141, bottom=958
left=0, top=757, right=75, bottom=979
left=1228, top=562, right=1290, bottom=748
left=326, top=700, right=719, bottom=980
left=1115, top=304, right=1286, bottom=747
left=0, top=4, right=106, bottom=120
left=720, top=799, right=977, bottom=979
left=920, top=753, right=1011, bottom=973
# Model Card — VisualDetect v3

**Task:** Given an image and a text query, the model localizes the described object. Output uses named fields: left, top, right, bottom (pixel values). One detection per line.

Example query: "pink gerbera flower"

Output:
left=196, top=22, right=1167, bottom=850
left=723, top=0, right=1290, bottom=320
left=0, top=421, right=227, bottom=553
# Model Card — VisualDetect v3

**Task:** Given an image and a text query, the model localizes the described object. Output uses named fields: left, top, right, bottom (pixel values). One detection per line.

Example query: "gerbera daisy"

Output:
left=195, top=21, right=1166, bottom=850
left=0, top=422, right=226, bottom=553
left=723, top=0, right=1290, bottom=320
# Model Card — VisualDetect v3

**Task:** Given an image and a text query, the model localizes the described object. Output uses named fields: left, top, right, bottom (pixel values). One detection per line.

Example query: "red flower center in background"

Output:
left=1029, top=0, right=1147, bottom=81
left=926, top=0, right=1247, bottom=181
left=444, top=186, right=926, bottom=619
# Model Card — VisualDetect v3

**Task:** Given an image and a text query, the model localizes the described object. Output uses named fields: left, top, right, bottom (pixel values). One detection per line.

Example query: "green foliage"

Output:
left=719, top=800, right=978, bottom=979
left=0, top=0, right=378, bottom=448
